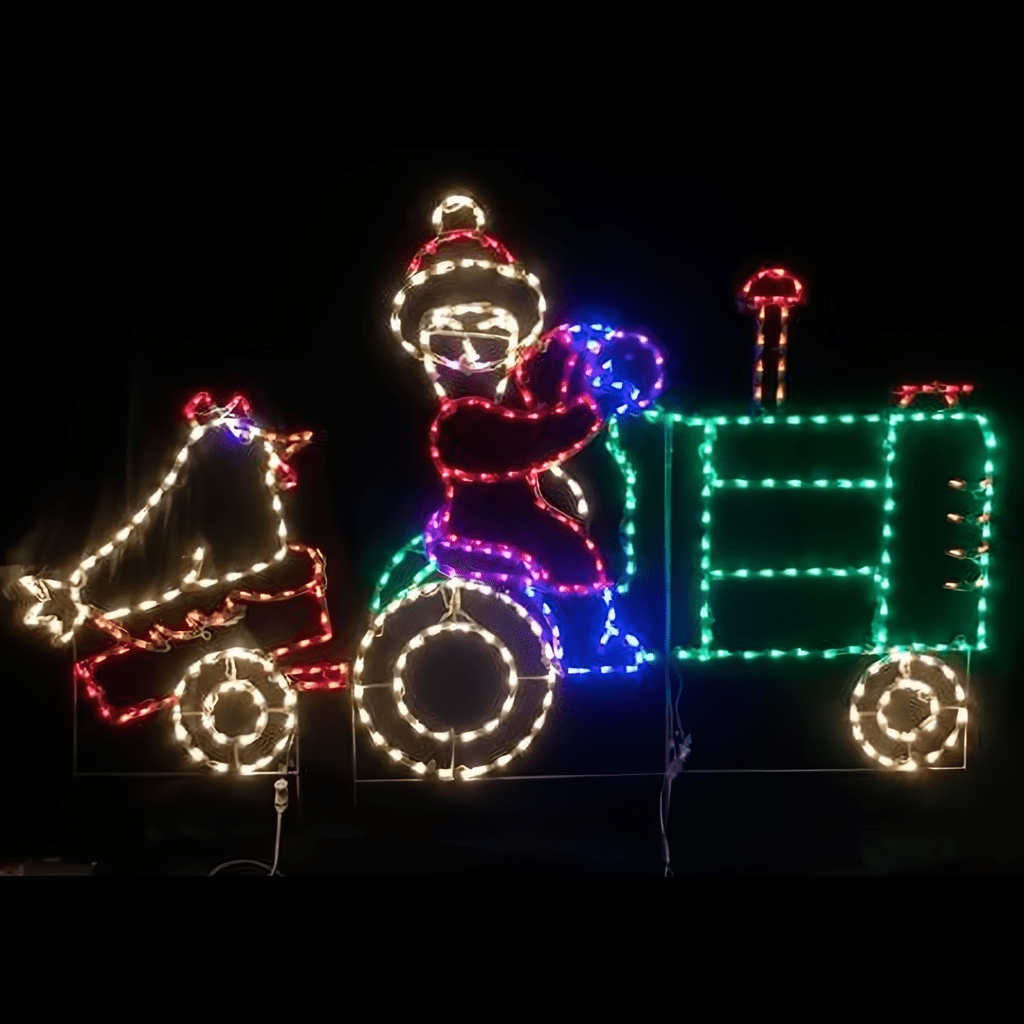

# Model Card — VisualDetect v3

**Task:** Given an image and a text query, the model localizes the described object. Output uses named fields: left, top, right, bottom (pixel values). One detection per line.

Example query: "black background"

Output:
left=1, top=146, right=1021, bottom=878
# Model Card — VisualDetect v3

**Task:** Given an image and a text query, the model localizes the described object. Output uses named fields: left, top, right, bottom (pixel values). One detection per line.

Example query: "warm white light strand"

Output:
left=172, top=648, right=297, bottom=773
left=391, top=194, right=547, bottom=403
left=850, top=652, right=967, bottom=770
left=353, top=578, right=557, bottom=779
left=19, top=411, right=292, bottom=646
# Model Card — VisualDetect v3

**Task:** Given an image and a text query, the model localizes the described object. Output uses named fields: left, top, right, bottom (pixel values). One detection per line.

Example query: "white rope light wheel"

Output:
left=172, top=648, right=297, bottom=773
left=850, top=652, right=968, bottom=770
left=353, top=579, right=558, bottom=780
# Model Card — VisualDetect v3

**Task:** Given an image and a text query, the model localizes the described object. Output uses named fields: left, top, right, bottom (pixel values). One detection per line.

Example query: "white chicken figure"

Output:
left=6, top=390, right=347, bottom=747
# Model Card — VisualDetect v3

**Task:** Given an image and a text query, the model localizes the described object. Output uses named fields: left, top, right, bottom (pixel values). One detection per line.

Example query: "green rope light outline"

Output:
left=603, top=416, right=639, bottom=593
left=369, top=537, right=439, bottom=615
left=628, top=408, right=996, bottom=663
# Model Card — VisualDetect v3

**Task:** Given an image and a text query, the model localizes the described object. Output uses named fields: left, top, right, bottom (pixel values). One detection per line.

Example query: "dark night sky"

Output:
left=1, top=146, right=1021, bottom=877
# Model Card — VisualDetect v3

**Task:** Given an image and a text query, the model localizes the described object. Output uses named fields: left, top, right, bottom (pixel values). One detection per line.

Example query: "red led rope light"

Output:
left=427, top=389, right=610, bottom=594
left=407, top=229, right=517, bottom=275
left=511, top=328, right=582, bottom=409
left=74, top=541, right=349, bottom=724
left=426, top=315, right=665, bottom=595
left=738, top=267, right=806, bottom=409
left=893, top=382, right=974, bottom=408
left=397, top=198, right=661, bottom=598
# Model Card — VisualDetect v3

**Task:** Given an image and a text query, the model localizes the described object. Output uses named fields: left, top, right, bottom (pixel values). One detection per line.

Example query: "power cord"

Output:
left=209, top=778, right=289, bottom=876
left=660, top=662, right=691, bottom=878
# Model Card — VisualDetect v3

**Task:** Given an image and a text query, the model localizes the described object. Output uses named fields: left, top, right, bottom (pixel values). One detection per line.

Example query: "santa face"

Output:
left=417, top=304, right=522, bottom=401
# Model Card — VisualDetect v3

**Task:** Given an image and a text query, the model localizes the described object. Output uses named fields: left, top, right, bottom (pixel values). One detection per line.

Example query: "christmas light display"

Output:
left=14, top=392, right=347, bottom=772
left=356, top=196, right=663, bottom=780
left=363, top=200, right=1000, bottom=777
left=7, top=190, right=996, bottom=782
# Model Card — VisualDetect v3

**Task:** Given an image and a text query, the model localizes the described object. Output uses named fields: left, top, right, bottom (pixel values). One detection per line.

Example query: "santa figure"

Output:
left=390, top=195, right=664, bottom=666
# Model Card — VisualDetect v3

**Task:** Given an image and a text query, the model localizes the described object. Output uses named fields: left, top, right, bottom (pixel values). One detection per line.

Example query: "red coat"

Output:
left=427, top=335, right=611, bottom=594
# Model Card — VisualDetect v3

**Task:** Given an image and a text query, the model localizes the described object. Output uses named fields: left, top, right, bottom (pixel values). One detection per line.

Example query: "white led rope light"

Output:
left=202, top=679, right=268, bottom=747
left=542, top=464, right=589, bottom=521
left=396, top=268, right=545, bottom=401
left=391, top=197, right=547, bottom=402
left=391, top=622, right=518, bottom=742
left=172, top=648, right=297, bottom=773
left=418, top=305, right=524, bottom=401
left=850, top=652, right=967, bottom=770
left=19, top=409, right=294, bottom=647
left=353, top=578, right=558, bottom=780
left=431, top=196, right=486, bottom=233
left=419, top=304, right=520, bottom=370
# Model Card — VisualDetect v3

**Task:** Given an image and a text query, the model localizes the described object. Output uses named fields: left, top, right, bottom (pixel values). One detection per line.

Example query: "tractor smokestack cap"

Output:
left=738, top=267, right=807, bottom=311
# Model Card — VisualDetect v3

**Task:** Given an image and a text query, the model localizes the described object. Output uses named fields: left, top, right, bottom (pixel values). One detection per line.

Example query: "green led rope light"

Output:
left=603, top=416, right=640, bottom=593
left=370, top=537, right=440, bottom=615
left=628, top=408, right=997, bottom=663
left=699, top=423, right=717, bottom=652
left=713, top=479, right=882, bottom=489
left=874, top=414, right=897, bottom=649
left=709, top=567, right=876, bottom=578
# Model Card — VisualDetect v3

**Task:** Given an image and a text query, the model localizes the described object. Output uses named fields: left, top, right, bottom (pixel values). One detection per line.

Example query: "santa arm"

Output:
left=432, top=396, right=603, bottom=480
left=512, top=332, right=593, bottom=408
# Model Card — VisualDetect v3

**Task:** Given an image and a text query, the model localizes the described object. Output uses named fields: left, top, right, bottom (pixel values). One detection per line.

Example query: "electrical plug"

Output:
left=274, top=778, right=289, bottom=814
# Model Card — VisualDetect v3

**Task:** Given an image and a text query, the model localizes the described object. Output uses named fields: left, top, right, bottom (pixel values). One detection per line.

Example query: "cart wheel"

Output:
left=172, top=648, right=297, bottom=773
left=353, top=579, right=559, bottom=779
left=849, top=652, right=968, bottom=770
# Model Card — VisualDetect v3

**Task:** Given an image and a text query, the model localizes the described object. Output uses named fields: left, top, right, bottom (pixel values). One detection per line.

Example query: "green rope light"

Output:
left=631, top=407, right=998, bottom=663
left=369, top=536, right=440, bottom=615
left=603, top=416, right=639, bottom=593
left=699, top=423, right=716, bottom=653
left=676, top=640, right=977, bottom=662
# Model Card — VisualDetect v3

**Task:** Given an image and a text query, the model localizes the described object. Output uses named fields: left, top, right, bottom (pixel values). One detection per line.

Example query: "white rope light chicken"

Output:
left=17, top=394, right=296, bottom=647
left=10, top=391, right=347, bottom=770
